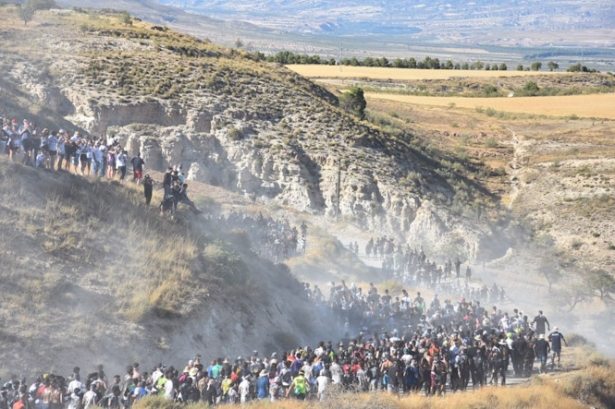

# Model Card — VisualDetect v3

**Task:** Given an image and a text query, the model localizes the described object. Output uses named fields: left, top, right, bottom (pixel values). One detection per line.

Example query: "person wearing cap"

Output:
left=548, top=326, right=568, bottom=369
left=534, top=333, right=550, bottom=374
left=286, top=370, right=308, bottom=400
left=82, top=384, right=97, bottom=409
left=256, top=370, right=269, bottom=400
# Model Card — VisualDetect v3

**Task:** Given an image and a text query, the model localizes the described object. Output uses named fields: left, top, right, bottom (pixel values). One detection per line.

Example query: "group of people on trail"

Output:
left=210, top=212, right=306, bottom=262
left=0, top=117, right=146, bottom=185
left=365, top=238, right=507, bottom=304
left=2, top=306, right=567, bottom=409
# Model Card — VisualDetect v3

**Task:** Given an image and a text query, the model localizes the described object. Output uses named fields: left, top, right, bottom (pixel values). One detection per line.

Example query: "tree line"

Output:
left=261, top=51, right=599, bottom=73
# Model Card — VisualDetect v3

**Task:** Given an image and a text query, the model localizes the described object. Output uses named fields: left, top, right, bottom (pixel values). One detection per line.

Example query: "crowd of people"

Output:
left=0, top=117, right=204, bottom=218
left=1, top=116, right=571, bottom=406
left=0, top=118, right=145, bottom=183
left=0, top=301, right=567, bottom=408
left=210, top=212, right=307, bottom=262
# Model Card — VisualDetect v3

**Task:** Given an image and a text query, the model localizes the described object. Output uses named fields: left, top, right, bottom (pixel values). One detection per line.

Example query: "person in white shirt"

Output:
left=116, top=149, right=129, bottom=184
left=47, top=131, right=59, bottom=170
left=238, top=377, right=250, bottom=404
left=82, top=384, right=97, bottom=409
left=91, top=143, right=103, bottom=177
left=330, top=361, right=342, bottom=384
left=151, top=365, right=163, bottom=385
left=316, top=371, right=329, bottom=401
left=163, top=377, right=174, bottom=400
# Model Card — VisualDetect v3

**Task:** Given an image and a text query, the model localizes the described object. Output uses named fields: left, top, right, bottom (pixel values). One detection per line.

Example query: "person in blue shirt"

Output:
left=256, top=371, right=269, bottom=400
left=548, top=327, right=568, bottom=369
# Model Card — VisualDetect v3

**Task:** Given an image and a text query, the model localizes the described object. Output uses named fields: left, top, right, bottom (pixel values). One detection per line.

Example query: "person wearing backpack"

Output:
left=490, top=341, right=508, bottom=386
left=286, top=371, right=308, bottom=400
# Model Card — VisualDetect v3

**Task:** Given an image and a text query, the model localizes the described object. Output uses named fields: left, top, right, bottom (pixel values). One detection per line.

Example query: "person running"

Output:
left=548, top=327, right=568, bottom=369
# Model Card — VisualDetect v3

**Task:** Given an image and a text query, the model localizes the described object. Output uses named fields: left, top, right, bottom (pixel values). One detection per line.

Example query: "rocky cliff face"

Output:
left=3, top=19, right=503, bottom=261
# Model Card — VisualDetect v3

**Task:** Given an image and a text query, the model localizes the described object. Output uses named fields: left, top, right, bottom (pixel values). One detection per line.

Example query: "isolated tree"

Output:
left=461, top=62, right=469, bottom=70
left=18, top=5, right=35, bottom=25
left=523, top=81, right=540, bottom=96
left=516, top=64, right=524, bottom=71
left=552, top=279, right=594, bottom=312
left=547, top=61, right=559, bottom=71
left=537, top=254, right=562, bottom=292
left=491, top=63, right=499, bottom=71
left=485, top=64, right=491, bottom=70
left=531, top=61, right=542, bottom=71
left=339, top=87, right=367, bottom=120
left=408, top=57, right=417, bottom=68
left=499, top=63, right=507, bottom=71
left=235, top=38, right=244, bottom=49
left=586, top=269, right=615, bottom=303
left=120, top=11, right=132, bottom=26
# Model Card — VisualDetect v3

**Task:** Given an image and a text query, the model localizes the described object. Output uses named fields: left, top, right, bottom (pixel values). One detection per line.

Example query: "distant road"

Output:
left=287, top=65, right=563, bottom=81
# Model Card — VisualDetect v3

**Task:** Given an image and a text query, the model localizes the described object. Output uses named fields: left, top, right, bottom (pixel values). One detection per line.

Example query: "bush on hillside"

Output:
left=339, top=87, right=367, bottom=120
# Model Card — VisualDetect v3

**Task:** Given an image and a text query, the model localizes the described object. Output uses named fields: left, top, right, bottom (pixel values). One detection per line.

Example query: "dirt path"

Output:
left=506, top=127, right=521, bottom=209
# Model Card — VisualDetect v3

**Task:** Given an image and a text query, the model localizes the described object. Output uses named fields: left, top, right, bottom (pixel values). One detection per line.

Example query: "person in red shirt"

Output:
left=13, top=394, right=27, bottom=409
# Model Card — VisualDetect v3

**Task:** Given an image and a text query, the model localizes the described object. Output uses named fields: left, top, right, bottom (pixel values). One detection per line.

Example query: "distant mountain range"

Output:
left=155, top=0, right=615, bottom=45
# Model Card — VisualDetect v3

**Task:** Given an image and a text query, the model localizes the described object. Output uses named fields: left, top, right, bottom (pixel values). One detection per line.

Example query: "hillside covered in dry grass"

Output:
left=0, top=160, right=332, bottom=376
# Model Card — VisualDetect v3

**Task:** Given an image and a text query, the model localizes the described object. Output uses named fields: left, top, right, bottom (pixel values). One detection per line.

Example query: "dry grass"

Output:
left=364, top=92, right=615, bottom=119
left=287, top=65, right=563, bottom=80
left=0, top=160, right=253, bottom=324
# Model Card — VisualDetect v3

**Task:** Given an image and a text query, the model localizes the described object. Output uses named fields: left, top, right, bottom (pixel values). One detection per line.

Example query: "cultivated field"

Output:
left=287, top=65, right=563, bottom=80
left=365, top=92, right=615, bottom=119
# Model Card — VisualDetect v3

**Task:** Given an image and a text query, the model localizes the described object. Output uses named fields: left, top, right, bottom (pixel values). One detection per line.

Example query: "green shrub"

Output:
left=227, top=127, right=243, bottom=141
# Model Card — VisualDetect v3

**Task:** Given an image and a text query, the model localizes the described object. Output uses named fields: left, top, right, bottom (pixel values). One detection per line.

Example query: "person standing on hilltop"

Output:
left=162, top=167, right=173, bottom=197
left=131, top=153, right=145, bottom=185
left=531, top=310, right=550, bottom=336
left=143, top=175, right=154, bottom=206
left=116, top=149, right=129, bottom=184
left=455, top=258, right=461, bottom=279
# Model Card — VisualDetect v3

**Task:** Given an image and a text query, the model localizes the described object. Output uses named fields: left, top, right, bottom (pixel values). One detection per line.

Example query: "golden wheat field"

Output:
left=364, top=92, right=615, bottom=119
left=287, top=65, right=562, bottom=80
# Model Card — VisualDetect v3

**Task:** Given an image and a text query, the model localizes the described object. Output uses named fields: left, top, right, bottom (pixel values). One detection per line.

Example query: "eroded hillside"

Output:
left=0, top=8, right=515, bottom=262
